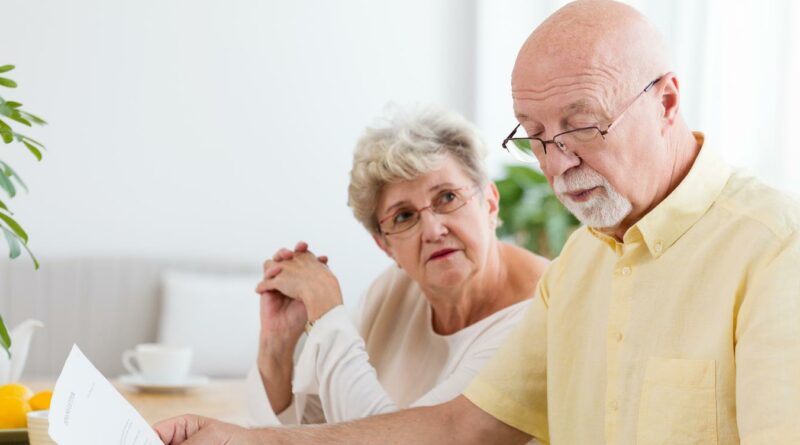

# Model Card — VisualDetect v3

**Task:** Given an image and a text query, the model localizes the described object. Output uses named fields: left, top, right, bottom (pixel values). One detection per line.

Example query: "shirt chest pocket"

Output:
left=637, top=357, right=718, bottom=445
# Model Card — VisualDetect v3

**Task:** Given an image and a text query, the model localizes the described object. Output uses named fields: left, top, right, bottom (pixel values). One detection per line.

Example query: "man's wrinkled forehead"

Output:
left=511, top=63, right=619, bottom=125
left=513, top=96, right=610, bottom=123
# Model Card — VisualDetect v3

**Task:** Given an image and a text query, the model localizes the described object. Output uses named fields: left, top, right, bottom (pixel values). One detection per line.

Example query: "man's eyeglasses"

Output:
left=501, top=75, right=664, bottom=164
left=378, top=186, right=479, bottom=237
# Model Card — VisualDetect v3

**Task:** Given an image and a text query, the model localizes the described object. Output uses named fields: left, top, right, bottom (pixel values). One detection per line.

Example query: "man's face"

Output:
left=511, top=55, right=667, bottom=231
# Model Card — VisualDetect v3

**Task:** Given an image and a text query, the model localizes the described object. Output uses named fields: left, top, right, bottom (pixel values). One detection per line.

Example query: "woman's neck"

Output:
left=427, top=242, right=512, bottom=335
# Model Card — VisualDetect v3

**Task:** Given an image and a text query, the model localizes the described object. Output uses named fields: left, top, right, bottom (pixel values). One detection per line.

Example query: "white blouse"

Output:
left=245, top=265, right=532, bottom=426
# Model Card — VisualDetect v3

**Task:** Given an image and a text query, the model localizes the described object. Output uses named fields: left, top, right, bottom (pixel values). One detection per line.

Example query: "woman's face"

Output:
left=373, top=155, right=499, bottom=292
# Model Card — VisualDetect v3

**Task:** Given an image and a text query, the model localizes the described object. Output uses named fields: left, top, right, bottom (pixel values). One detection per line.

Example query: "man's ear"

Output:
left=659, top=73, right=681, bottom=132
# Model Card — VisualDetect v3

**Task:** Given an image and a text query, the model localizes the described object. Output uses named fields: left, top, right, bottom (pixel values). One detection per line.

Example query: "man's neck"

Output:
left=606, top=125, right=701, bottom=242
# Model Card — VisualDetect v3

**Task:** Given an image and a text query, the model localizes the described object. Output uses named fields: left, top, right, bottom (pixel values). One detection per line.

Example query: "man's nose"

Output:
left=542, top=144, right=581, bottom=177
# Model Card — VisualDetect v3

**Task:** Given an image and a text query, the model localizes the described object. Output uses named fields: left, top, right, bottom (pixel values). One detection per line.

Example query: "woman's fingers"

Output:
left=255, top=266, right=283, bottom=294
left=294, top=241, right=309, bottom=252
left=318, top=255, right=329, bottom=264
left=259, top=275, right=301, bottom=300
left=272, top=247, right=294, bottom=262
left=264, top=263, right=282, bottom=279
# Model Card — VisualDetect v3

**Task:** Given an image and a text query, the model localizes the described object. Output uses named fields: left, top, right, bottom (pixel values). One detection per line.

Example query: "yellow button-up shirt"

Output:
left=464, top=134, right=800, bottom=444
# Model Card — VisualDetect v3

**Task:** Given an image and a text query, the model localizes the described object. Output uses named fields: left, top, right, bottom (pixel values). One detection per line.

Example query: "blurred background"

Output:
left=1, top=0, right=798, bottom=378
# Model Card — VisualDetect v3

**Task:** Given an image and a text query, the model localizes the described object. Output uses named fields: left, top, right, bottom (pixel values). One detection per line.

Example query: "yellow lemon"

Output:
left=0, top=395, right=31, bottom=429
left=28, top=390, right=53, bottom=411
left=0, top=384, right=34, bottom=401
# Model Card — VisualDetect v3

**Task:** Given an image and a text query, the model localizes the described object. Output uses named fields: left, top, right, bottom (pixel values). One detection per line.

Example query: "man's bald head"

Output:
left=513, top=0, right=671, bottom=102
left=509, top=0, right=699, bottom=239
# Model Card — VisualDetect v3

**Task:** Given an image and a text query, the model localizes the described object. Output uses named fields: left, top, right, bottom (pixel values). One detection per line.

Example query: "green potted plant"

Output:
left=0, top=64, right=47, bottom=356
left=495, top=164, right=580, bottom=259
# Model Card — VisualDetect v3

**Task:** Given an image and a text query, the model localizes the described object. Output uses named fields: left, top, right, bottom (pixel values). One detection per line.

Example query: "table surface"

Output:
left=24, top=378, right=251, bottom=426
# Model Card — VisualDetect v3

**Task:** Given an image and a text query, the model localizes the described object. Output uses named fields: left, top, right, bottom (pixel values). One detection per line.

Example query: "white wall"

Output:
left=4, top=0, right=800, bottom=309
left=2, top=0, right=476, bottom=305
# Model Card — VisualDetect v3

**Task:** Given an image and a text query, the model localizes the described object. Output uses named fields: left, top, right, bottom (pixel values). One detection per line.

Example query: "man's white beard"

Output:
left=554, top=166, right=632, bottom=229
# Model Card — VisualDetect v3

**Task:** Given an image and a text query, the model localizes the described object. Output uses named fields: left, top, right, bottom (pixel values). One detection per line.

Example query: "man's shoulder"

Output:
left=715, top=168, right=800, bottom=241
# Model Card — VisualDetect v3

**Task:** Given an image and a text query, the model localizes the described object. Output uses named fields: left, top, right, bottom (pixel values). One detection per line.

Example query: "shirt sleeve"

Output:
left=292, top=304, right=400, bottom=422
left=462, top=287, right=549, bottom=442
left=243, top=333, right=327, bottom=426
left=244, top=281, right=376, bottom=426
left=735, top=233, right=800, bottom=444
left=244, top=364, right=297, bottom=426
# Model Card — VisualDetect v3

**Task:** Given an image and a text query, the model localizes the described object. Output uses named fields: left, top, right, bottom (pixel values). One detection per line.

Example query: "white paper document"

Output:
left=49, top=344, right=164, bottom=445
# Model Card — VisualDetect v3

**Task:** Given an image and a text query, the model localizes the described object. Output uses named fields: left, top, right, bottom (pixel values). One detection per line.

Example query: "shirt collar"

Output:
left=589, top=132, right=732, bottom=258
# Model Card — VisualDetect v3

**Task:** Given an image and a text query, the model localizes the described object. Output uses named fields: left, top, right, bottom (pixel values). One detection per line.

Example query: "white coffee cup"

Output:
left=122, top=343, right=192, bottom=383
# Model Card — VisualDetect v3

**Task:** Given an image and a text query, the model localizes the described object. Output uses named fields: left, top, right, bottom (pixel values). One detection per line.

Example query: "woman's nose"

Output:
left=418, top=209, right=448, bottom=241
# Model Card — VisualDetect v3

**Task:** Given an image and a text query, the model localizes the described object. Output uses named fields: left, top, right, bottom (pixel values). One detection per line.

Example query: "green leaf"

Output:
left=0, top=315, right=11, bottom=357
left=20, top=134, right=45, bottom=148
left=7, top=111, right=31, bottom=127
left=0, top=212, right=28, bottom=242
left=0, top=65, right=14, bottom=74
left=22, top=141, right=43, bottom=161
left=5, top=101, right=22, bottom=108
left=0, top=119, right=12, bottom=143
left=1, top=225, right=21, bottom=259
left=0, top=199, right=8, bottom=212
left=0, top=161, right=27, bottom=192
left=20, top=111, right=46, bottom=125
left=0, top=169, right=16, bottom=197
left=0, top=225, right=37, bottom=269
left=0, top=77, right=17, bottom=88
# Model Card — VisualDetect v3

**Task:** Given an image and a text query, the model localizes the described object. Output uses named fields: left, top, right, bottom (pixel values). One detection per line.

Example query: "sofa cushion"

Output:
left=157, top=270, right=261, bottom=377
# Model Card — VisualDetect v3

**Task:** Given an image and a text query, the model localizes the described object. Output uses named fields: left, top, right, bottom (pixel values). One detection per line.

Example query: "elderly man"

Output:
left=155, top=1, right=800, bottom=443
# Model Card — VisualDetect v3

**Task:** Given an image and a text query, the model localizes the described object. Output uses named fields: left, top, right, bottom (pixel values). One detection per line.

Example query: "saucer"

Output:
left=118, top=374, right=209, bottom=393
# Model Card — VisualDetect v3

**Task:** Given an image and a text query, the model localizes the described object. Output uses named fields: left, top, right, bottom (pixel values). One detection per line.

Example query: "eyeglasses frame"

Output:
left=501, top=75, right=665, bottom=160
left=378, top=185, right=481, bottom=236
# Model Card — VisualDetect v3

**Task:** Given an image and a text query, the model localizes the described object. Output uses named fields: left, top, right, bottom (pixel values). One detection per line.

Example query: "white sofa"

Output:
left=0, top=257, right=263, bottom=380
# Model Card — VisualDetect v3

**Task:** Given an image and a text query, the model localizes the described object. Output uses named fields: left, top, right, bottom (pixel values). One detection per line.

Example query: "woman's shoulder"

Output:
left=500, top=242, right=550, bottom=298
left=507, top=243, right=549, bottom=273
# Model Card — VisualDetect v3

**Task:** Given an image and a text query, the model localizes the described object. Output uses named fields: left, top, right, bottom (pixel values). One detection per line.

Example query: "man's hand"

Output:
left=154, top=415, right=254, bottom=445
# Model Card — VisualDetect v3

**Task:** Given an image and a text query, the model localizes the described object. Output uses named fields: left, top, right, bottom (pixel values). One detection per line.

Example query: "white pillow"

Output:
left=157, top=270, right=262, bottom=377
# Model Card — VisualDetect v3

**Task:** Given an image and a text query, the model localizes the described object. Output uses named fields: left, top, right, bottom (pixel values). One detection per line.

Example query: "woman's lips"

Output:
left=563, top=186, right=601, bottom=203
left=428, top=249, right=458, bottom=261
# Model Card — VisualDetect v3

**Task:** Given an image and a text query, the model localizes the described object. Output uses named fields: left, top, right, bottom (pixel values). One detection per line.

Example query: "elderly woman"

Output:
left=244, top=106, right=549, bottom=426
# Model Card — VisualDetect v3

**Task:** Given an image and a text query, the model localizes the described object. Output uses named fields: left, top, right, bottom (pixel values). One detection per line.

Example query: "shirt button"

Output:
left=654, top=241, right=663, bottom=253
left=621, top=266, right=631, bottom=276
left=608, top=400, right=619, bottom=411
left=615, top=331, right=623, bottom=342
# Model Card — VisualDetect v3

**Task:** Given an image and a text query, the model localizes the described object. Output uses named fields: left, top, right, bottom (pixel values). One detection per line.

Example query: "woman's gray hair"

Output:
left=348, top=104, right=489, bottom=236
